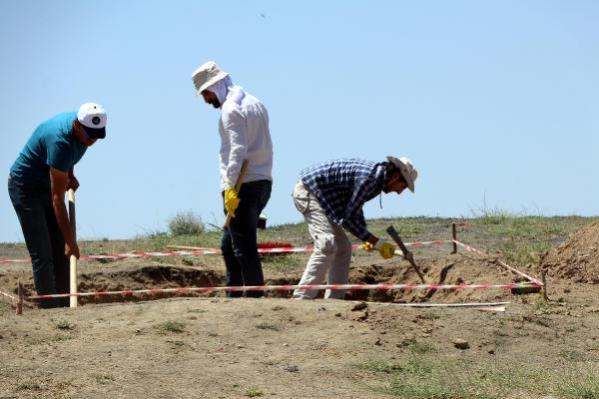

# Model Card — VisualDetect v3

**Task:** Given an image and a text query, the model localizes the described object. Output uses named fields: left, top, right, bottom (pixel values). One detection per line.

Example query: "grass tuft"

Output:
left=359, top=359, right=401, bottom=373
left=255, top=322, right=280, bottom=331
left=558, top=372, right=599, bottom=399
left=245, top=387, right=264, bottom=397
left=359, top=355, right=599, bottom=399
left=408, top=341, right=436, bottom=355
left=168, top=211, right=205, bottom=236
left=16, top=382, right=42, bottom=391
left=92, top=373, right=115, bottom=385
left=55, top=320, right=75, bottom=330
left=157, top=320, right=186, bottom=334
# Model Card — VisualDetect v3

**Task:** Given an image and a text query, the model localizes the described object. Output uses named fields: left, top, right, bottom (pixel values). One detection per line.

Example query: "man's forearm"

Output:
left=343, top=219, right=372, bottom=243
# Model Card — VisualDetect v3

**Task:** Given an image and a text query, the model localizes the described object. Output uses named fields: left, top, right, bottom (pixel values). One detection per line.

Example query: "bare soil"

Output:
left=1, top=219, right=598, bottom=398
left=539, top=220, right=599, bottom=283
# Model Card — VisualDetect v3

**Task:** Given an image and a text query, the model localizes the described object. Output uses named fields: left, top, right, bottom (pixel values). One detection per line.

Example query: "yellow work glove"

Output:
left=375, top=239, right=395, bottom=259
left=224, top=188, right=240, bottom=218
left=361, top=241, right=375, bottom=252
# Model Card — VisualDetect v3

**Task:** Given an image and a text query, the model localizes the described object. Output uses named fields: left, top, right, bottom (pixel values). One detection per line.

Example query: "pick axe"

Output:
left=68, top=189, right=78, bottom=308
left=386, top=226, right=426, bottom=284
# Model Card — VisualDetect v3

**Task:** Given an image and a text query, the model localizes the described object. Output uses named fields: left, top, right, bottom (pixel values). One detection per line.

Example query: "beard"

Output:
left=209, top=98, right=221, bottom=108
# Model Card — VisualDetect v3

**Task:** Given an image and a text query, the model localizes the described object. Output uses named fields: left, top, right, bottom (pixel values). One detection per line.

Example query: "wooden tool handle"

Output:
left=386, top=226, right=426, bottom=284
left=68, top=189, right=76, bottom=240
left=223, top=160, right=249, bottom=229
left=386, top=226, right=410, bottom=255
left=68, top=189, right=78, bottom=308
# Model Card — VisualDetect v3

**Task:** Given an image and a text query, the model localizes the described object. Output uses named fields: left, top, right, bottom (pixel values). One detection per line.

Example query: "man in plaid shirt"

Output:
left=292, top=156, right=418, bottom=299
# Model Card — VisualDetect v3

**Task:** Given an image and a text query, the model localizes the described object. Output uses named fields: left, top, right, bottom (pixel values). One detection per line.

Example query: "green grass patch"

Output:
left=465, top=214, right=588, bottom=265
left=358, top=355, right=599, bottom=399
left=51, top=333, right=74, bottom=342
left=70, top=215, right=597, bottom=272
left=260, top=253, right=305, bottom=275
left=558, top=371, right=599, bottom=399
left=244, top=387, right=264, bottom=397
left=359, top=359, right=402, bottom=374
left=408, top=341, right=436, bottom=355
left=559, top=350, right=587, bottom=362
left=255, top=322, right=280, bottom=331
left=257, top=222, right=311, bottom=246
left=55, top=320, right=75, bottom=330
left=16, top=382, right=42, bottom=391
left=92, top=373, right=115, bottom=385
left=157, top=320, right=186, bottom=334
left=470, top=206, right=518, bottom=225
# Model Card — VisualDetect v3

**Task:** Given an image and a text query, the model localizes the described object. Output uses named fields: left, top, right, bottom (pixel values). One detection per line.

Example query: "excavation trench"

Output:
left=16, top=253, right=526, bottom=307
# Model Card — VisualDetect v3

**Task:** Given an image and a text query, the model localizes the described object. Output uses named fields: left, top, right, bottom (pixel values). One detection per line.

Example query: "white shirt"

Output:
left=218, top=86, right=273, bottom=190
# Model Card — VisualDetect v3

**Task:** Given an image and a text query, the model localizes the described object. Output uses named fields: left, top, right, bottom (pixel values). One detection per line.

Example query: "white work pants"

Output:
left=292, top=181, right=353, bottom=299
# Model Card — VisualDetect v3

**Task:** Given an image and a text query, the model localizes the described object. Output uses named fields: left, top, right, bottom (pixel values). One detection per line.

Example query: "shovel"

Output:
left=68, top=189, right=78, bottom=307
left=386, top=226, right=426, bottom=284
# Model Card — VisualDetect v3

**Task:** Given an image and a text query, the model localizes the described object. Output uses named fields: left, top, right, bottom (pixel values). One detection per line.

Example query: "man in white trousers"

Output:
left=292, top=156, right=418, bottom=299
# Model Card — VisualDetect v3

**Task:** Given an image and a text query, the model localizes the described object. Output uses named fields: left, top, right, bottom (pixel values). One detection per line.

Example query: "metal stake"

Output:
left=451, top=223, right=457, bottom=254
left=542, top=271, right=550, bottom=301
left=16, top=281, right=23, bottom=316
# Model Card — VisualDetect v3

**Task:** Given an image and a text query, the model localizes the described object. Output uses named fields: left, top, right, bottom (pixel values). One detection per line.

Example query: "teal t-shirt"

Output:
left=10, top=112, right=88, bottom=188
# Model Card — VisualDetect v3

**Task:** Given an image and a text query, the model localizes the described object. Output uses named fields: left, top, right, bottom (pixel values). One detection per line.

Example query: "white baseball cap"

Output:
left=191, top=61, right=229, bottom=95
left=387, top=156, right=418, bottom=193
left=77, top=102, right=107, bottom=139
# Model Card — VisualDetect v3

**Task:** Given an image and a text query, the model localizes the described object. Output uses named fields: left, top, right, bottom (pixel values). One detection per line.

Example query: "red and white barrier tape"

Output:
left=0, top=259, right=29, bottom=265
left=27, top=281, right=541, bottom=300
left=453, top=240, right=543, bottom=285
left=0, top=240, right=452, bottom=265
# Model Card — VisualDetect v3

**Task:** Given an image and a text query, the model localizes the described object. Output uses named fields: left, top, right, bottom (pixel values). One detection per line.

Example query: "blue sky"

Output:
left=1, top=1, right=598, bottom=243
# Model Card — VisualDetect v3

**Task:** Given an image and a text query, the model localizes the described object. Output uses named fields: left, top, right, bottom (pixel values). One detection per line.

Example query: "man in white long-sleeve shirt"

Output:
left=192, top=61, right=273, bottom=297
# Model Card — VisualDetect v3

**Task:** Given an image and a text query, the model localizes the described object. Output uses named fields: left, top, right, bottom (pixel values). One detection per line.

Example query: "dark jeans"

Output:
left=221, top=179, right=272, bottom=298
left=8, top=177, right=69, bottom=308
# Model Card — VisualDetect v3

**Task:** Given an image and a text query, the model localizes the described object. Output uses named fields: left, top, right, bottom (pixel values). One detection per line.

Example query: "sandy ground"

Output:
left=1, top=236, right=598, bottom=398
left=1, top=286, right=598, bottom=398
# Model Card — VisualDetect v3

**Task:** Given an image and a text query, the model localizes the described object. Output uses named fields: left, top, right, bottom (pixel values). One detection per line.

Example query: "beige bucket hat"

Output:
left=191, top=61, right=229, bottom=95
left=386, top=156, right=418, bottom=192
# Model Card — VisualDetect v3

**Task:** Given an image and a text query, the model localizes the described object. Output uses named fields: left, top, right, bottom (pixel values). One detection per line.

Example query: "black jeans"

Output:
left=221, top=180, right=272, bottom=298
left=8, top=177, right=69, bottom=308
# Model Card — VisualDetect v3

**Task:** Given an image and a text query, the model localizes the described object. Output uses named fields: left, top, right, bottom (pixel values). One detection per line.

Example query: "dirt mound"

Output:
left=539, top=221, right=599, bottom=284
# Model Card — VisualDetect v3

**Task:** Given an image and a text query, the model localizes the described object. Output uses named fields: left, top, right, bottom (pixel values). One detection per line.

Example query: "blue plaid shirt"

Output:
left=300, top=159, right=386, bottom=241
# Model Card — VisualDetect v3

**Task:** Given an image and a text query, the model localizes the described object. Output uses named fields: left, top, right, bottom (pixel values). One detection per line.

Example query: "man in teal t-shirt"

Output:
left=8, top=103, right=108, bottom=308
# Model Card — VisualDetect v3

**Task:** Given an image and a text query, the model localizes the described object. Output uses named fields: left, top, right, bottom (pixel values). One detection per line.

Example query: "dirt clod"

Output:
left=453, top=338, right=470, bottom=350
left=351, top=301, right=368, bottom=311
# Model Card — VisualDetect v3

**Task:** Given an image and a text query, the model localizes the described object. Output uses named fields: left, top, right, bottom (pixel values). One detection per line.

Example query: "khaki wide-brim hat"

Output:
left=191, top=61, right=229, bottom=95
left=386, top=156, right=418, bottom=193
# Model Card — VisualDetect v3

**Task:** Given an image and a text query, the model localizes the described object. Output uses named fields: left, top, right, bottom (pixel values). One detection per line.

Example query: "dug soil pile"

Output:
left=347, top=254, right=516, bottom=303
left=540, top=221, right=599, bottom=284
